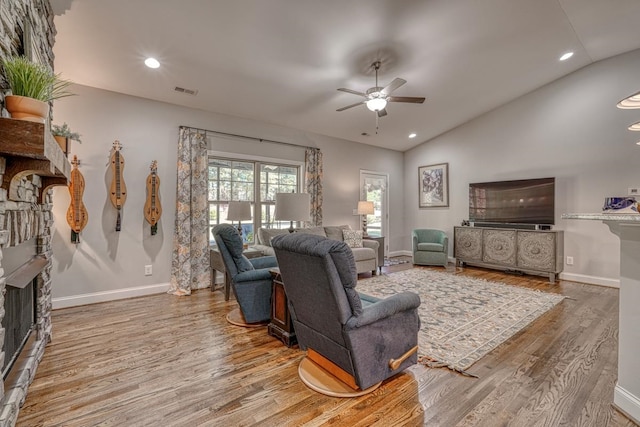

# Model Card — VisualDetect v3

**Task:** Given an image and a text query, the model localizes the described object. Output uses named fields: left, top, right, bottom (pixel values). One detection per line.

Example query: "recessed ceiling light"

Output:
left=618, top=91, right=640, bottom=109
left=408, top=133, right=417, bottom=139
left=559, top=52, right=574, bottom=61
left=144, top=57, right=160, bottom=69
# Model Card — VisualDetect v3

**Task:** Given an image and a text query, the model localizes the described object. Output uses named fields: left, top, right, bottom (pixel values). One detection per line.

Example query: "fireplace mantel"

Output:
left=0, top=117, right=70, bottom=202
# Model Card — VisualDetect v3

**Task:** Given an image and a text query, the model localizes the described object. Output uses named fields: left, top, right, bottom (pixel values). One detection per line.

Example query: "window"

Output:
left=208, top=156, right=301, bottom=244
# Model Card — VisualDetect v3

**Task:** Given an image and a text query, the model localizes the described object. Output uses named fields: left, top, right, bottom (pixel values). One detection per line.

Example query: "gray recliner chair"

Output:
left=272, top=233, right=420, bottom=394
left=212, top=224, right=278, bottom=325
left=412, top=229, right=449, bottom=267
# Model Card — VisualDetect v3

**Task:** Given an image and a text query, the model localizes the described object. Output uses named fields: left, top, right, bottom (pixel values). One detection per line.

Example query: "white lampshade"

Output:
left=275, top=193, right=311, bottom=222
left=357, top=201, right=374, bottom=215
left=366, top=97, right=387, bottom=112
left=226, top=201, right=252, bottom=221
left=617, top=90, right=640, bottom=109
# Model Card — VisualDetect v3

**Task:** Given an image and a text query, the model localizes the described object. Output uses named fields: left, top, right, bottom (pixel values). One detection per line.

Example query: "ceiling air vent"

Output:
left=174, top=86, right=198, bottom=96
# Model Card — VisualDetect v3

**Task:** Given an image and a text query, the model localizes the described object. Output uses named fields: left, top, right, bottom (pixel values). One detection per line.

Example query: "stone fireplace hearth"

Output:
left=0, top=119, right=70, bottom=426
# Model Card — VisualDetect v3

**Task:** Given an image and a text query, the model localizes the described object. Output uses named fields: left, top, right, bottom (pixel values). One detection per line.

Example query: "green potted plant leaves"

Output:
left=51, top=122, right=82, bottom=156
left=1, top=55, right=74, bottom=123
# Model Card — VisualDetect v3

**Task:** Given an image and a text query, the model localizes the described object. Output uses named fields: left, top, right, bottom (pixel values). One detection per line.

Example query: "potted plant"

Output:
left=1, top=55, right=73, bottom=123
left=51, top=122, right=82, bottom=156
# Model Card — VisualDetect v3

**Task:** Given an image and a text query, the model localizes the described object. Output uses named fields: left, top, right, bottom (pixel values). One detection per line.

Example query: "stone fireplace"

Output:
left=0, top=1, right=61, bottom=424
left=0, top=119, right=69, bottom=425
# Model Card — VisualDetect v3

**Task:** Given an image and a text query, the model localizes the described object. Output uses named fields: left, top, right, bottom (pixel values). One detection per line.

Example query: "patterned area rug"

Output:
left=357, top=269, right=564, bottom=376
left=383, top=258, right=410, bottom=266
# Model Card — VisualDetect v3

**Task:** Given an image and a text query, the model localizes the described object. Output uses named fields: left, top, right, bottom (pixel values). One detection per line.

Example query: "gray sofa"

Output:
left=254, top=225, right=379, bottom=275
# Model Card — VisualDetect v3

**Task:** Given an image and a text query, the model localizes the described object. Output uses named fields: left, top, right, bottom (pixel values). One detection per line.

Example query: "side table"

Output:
left=268, top=268, right=297, bottom=347
left=210, top=246, right=264, bottom=301
left=364, top=235, right=385, bottom=273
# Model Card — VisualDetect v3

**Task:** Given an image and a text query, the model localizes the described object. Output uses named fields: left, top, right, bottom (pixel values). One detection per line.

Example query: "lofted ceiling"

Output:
left=50, top=0, right=640, bottom=151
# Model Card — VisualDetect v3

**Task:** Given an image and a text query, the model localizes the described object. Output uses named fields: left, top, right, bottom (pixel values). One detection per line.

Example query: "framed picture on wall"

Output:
left=418, top=163, right=449, bottom=208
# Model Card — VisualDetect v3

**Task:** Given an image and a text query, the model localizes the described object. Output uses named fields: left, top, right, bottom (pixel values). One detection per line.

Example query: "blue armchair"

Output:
left=272, top=233, right=420, bottom=395
left=412, top=229, right=449, bottom=267
left=212, top=224, right=278, bottom=325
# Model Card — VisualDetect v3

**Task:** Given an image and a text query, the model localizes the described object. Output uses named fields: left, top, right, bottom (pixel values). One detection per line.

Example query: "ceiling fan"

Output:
left=336, top=61, right=425, bottom=118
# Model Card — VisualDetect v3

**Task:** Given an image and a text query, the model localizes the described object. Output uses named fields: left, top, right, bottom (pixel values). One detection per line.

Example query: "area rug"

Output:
left=383, top=257, right=410, bottom=266
left=357, top=269, right=564, bottom=376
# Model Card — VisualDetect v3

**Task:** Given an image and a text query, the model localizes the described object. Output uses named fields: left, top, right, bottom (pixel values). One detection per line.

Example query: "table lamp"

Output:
left=227, top=201, right=252, bottom=239
left=275, top=193, right=311, bottom=232
left=357, top=200, right=374, bottom=237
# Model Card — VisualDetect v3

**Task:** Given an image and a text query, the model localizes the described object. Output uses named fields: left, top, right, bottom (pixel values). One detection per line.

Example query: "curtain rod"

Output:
left=179, top=125, right=313, bottom=150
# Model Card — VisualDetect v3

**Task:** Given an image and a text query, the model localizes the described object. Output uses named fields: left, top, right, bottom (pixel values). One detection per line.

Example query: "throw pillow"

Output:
left=342, top=229, right=363, bottom=248
left=325, top=225, right=351, bottom=241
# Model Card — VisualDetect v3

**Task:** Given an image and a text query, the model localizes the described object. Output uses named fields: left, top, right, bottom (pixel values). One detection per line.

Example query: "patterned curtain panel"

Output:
left=168, top=127, right=211, bottom=296
left=304, top=147, right=323, bottom=226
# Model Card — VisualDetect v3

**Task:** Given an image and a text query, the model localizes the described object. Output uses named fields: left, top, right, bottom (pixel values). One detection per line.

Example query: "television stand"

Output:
left=454, top=226, right=564, bottom=283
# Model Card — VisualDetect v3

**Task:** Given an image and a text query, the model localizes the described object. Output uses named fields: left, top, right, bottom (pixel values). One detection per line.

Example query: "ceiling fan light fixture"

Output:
left=366, top=98, right=387, bottom=112
left=144, top=57, right=160, bottom=69
left=628, top=121, right=640, bottom=131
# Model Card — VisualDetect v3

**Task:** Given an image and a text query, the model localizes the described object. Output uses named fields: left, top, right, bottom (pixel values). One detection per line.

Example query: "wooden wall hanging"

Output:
left=144, top=160, right=162, bottom=235
left=109, top=140, right=127, bottom=231
left=66, top=155, right=88, bottom=243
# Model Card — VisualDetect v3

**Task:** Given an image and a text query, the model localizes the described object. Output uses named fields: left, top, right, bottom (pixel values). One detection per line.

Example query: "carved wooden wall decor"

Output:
left=109, top=141, right=127, bottom=231
left=144, top=160, right=162, bottom=235
left=66, top=155, right=88, bottom=243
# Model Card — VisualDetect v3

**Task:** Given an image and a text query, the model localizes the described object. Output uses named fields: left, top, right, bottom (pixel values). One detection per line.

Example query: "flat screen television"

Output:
left=469, top=177, right=555, bottom=225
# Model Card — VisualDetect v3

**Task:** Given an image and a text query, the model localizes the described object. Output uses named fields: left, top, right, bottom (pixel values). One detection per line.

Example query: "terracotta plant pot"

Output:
left=4, top=95, right=49, bottom=123
left=54, top=135, right=70, bottom=157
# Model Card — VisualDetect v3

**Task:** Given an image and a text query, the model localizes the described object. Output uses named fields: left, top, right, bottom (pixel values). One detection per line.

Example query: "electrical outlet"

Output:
left=144, top=265, right=152, bottom=276
left=566, top=256, right=574, bottom=266
left=628, top=187, right=639, bottom=196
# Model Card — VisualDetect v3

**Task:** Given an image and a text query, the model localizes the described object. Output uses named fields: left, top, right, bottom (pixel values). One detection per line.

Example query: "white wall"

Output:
left=404, top=49, right=640, bottom=285
left=50, top=84, right=404, bottom=306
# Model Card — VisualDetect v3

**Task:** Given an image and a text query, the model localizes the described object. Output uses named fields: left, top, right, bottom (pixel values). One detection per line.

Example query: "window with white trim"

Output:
left=208, top=156, right=301, bottom=244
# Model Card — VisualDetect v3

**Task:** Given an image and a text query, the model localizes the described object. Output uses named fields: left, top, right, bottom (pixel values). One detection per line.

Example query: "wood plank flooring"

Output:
left=16, top=260, right=637, bottom=426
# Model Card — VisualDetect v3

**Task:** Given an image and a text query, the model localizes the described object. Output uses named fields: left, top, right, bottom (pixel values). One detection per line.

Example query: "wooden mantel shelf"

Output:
left=0, top=117, right=70, bottom=201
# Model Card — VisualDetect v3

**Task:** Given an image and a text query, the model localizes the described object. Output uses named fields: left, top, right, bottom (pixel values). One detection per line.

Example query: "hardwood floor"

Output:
left=17, top=260, right=637, bottom=426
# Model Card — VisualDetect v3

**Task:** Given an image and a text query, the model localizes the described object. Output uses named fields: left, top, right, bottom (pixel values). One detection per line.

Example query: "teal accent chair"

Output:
left=412, top=229, right=448, bottom=267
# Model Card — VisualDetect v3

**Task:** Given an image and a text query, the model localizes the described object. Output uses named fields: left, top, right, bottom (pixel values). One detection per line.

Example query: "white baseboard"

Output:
left=614, top=384, right=640, bottom=425
left=559, top=272, right=620, bottom=288
left=391, top=252, right=619, bottom=288
left=52, top=282, right=171, bottom=309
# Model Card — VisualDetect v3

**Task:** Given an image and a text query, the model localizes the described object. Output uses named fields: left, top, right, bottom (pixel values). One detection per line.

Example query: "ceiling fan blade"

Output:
left=388, top=96, right=426, bottom=104
left=337, top=88, right=367, bottom=97
left=377, top=108, right=388, bottom=117
left=336, top=100, right=366, bottom=112
left=380, top=78, right=406, bottom=95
